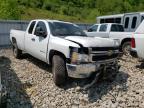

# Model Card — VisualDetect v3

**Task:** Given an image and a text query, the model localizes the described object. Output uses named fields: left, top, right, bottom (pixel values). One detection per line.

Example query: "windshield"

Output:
left=111, top=24, right=124, bottom=32
left=49, top=22, right=87, bottom=37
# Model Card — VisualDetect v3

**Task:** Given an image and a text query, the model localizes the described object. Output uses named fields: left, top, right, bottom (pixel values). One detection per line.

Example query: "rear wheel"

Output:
left=12, top=42, right=22, bottom=59
left=52, top=55, right=67, bottom=86
left=122, top=42, right=131, bottom=55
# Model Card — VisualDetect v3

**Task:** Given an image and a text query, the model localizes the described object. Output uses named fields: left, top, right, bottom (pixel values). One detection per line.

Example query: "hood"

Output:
left=65, top=36, right=119, bottom=47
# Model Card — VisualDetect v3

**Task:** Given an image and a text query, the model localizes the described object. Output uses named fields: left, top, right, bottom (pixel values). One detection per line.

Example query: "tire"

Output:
left=52, top=55, right=67, bottom=86
left=12, top=42, right=22, bottom=59
left=122, top=41, right=131, bottom=55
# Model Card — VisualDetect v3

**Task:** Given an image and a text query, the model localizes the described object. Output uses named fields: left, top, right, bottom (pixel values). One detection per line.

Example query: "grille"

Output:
left=92, top=53, right=118, bottom=61
left=91, top=47, right=119, bottom=52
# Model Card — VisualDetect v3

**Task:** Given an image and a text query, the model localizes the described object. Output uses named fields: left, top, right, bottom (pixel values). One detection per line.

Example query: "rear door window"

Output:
left=28, top=21, right=36, bottom=34
left=99, top=24, right=107, bottom=32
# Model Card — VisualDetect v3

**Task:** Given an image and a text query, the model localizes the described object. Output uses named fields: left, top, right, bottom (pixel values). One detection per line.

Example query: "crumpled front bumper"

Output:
left=66, top=59, right=118, bottom=78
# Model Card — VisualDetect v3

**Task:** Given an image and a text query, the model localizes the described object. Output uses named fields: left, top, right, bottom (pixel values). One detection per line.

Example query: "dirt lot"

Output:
left=1, top=48, right=144, bottom=108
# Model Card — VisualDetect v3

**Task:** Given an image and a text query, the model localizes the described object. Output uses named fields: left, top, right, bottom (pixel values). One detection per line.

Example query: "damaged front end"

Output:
left=67, top=46, right=120, bottom=79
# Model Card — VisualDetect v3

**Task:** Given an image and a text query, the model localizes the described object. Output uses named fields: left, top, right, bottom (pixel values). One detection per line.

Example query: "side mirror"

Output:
left=35, top=27, right=47, bottom=38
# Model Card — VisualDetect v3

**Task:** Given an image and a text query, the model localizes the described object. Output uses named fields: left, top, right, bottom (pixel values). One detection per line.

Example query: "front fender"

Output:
left=47, top=36, right=80, bottom=64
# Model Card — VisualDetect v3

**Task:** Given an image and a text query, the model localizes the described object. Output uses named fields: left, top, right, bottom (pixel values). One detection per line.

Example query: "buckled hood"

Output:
left=65, top=36, right=119, bottom=47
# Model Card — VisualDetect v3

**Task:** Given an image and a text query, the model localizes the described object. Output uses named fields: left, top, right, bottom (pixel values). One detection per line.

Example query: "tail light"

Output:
left=131, top=37, right=135, bottom=48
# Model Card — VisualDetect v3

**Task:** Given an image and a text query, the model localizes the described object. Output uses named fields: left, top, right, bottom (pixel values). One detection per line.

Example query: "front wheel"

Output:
left=52, top=55, right=68, bottom=86
left=122, top=42, right=131, bottom=55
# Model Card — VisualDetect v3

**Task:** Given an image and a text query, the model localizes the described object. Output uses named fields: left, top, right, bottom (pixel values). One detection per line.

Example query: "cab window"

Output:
left=99, top=24, right=107, bottom=32
left=34, top=21, right=47, bottom=38
left=28, top=21, right=36, bottom=34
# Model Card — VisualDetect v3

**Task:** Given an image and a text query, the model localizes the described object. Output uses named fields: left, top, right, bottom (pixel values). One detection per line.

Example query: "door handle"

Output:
left=31, top=38, right=35, bottom=41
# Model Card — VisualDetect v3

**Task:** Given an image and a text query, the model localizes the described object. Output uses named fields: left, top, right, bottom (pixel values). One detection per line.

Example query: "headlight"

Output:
left=70, top=47, right=89, bottom=64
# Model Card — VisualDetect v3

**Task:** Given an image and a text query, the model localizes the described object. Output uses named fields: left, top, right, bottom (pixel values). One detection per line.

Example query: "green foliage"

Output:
left=1, top=0, right=144, bottom=22
left=0, top=0, right=20, bottom=20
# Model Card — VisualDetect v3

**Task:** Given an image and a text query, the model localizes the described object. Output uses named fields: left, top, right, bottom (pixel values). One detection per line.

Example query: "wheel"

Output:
left=52, top=55, right=67, bottom=86
left=122, top=42, right=131, bottom=55
left=12, top=42, right=22, bottom=59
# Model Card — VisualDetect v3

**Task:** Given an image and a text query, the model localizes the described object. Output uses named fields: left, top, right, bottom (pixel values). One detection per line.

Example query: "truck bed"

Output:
left=10, top=30, right=26, bottom=51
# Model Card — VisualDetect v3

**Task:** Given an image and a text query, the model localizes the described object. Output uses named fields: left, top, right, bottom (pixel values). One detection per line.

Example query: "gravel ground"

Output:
left=1, top=48, right=144, bottom=108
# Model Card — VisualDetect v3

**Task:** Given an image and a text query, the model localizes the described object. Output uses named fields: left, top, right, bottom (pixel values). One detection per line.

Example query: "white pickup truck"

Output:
left=86, top=23, right=133, bottom=54
left=10, top=19, right=120, bottom=86
left=131, top=20, right=144, bottom=59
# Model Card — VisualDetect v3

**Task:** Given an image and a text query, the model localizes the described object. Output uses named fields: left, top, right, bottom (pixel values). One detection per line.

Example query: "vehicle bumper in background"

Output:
left=66, top=59, right=118, bottom=78
left=130, top=50, right=138, bottom=58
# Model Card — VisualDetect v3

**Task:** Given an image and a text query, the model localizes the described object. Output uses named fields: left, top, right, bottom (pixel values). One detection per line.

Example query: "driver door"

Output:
left=33, top=21, right=49, bottom=62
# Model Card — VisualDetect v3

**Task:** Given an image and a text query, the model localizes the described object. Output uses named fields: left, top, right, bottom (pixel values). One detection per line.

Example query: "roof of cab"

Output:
left=31, top=19, right=73, bottom=24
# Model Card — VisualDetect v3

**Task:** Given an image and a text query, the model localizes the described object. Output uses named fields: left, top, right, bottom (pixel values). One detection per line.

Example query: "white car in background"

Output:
left=86, top=23, right=133, bottom=54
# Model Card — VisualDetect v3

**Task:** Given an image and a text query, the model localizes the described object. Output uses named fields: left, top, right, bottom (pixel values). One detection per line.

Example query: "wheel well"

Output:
left=120, top=38, right=131, bottom=51
left=12, top=37, right=16, bottom=44
left=49, top=50, right=66, bottom=65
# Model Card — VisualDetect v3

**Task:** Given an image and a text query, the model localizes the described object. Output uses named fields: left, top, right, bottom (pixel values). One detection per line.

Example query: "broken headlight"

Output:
left=70, top=47, right=89, bottom=64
